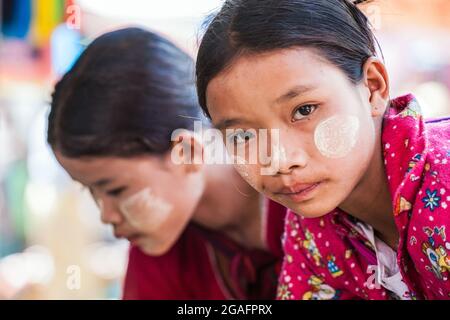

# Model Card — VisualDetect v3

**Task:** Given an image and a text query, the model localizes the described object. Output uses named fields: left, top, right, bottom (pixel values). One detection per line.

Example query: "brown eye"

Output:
left=292, top=104, right=318, bottom=121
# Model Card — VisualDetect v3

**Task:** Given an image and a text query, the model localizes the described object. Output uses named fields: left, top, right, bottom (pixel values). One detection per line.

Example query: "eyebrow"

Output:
left=214, top=118, right=245, bottom=131
left=274, top=84, right=317, bottom=105
left=214, top=84, right=317, bottom=130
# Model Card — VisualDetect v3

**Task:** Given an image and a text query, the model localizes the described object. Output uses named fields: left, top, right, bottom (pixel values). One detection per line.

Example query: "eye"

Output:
left=106, top=187, right=127, bottom=197
left=292, top=104, right=318, bottom=121
left=227, top=129, right=256, bottom=146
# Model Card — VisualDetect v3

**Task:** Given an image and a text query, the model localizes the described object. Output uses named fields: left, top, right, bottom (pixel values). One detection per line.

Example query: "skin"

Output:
left=206, top=48, right=399, bottom=249
left=54, top=131, right=266, bottom=259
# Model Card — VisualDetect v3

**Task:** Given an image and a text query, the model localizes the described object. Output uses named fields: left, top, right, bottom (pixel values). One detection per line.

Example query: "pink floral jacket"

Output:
left=277, top=94, right=450, bottom=300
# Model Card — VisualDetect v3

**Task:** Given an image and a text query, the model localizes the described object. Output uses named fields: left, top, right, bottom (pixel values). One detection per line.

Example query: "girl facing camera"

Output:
left=196, top=0, right=450, bottom=299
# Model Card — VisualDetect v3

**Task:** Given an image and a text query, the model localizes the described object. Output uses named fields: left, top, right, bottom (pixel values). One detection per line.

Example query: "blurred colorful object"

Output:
left=50, top=24, right=83, bottom=76
left=0, top=0, right=70, bottom=47
left=1, top=0, right=32, bottom=39
left=31, top=0, right=65, bottom=48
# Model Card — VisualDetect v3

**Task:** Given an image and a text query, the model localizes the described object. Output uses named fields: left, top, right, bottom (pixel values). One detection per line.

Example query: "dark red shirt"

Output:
left=122, top=199, right=287, bottom=299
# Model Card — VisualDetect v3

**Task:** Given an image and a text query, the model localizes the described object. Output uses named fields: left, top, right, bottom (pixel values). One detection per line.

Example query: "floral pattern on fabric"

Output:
left=277, top=94, right=450, bottom=300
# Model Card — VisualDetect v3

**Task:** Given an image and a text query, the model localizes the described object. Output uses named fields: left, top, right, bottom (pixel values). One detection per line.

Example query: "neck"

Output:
left=339, top=136, right=399, bottom=250
left=193, top=165, right=267, bottom=251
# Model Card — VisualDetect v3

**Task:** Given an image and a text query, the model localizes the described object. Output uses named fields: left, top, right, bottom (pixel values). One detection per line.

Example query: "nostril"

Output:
left=277, top=167, right=293, bottom=175
left=277, top=164, right=301, bottom=175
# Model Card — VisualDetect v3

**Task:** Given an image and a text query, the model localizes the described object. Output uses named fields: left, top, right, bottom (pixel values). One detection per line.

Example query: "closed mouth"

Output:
left=274, top=181, right=322, bottom=202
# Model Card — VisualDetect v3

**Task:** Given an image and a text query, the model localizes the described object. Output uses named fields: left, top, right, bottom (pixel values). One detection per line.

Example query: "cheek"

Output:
left=135, top=185, right=200, bottom=255
left=171, top=173, right=205, bottom=217
left=314, top=115, right=360, bottom=159
left=233, top=163, right=262, bottom=191
left=119, top=188, right=173, bottom=232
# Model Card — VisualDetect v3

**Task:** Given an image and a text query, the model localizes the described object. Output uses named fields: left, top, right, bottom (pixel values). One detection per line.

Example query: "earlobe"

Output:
left=370, top=101, right=386, bottom=117
left=362, top=57, right=390, bottom=117
left=167, top=130, right=204, bottom=175
left=369, top=93, right=389, bottom=117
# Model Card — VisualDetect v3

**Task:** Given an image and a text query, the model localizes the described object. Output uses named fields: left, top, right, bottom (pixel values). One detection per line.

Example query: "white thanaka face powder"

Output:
left=314, top=115, right=360, bottom=159
left=231, top=143, right=288, bottom=190
left=230, top=154, right=248, bottom=165
left=119, top=187, right=173, bottom=232
left=229, top=154, right=260, bottom=191
left=234, top=163, right=259, bottom=190
left=239, top=170, right=250, bottom=178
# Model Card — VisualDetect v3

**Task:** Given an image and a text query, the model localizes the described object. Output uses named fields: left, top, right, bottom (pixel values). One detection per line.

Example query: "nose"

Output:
left=259, top=129, right=309, bottom=176
left=97, top=198, right=123, bottom=225
left=275, top=142, right=308, bottom=175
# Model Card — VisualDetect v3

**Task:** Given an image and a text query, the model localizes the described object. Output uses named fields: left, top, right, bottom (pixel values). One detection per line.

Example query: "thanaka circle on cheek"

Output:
left=314, top=115, right=360, bottom=159
left=119, top=188, right=173, bottom=232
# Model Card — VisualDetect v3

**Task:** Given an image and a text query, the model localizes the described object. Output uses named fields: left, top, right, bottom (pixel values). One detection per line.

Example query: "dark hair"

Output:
left=196, top=0, right=378, bottom=117
left=48, top=27, right=207, bottom=157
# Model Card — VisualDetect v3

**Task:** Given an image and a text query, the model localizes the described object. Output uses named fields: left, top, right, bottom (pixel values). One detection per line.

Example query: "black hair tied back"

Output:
left=48, top=27, right=207, bottom=158
left=195, top=0, right=381, bottom=118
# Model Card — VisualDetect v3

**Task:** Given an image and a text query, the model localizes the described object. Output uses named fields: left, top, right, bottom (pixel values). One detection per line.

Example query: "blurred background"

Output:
left=0, top=0, right=449, bottom=299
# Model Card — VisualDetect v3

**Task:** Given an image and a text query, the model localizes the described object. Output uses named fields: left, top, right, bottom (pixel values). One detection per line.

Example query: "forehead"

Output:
left=54, top=153, right=119, bottom=182
left=54, top=151, right=159, bottom=185
left=205, top=48, right=339, bottom=122
left=55, top=152, right=120, bottom=172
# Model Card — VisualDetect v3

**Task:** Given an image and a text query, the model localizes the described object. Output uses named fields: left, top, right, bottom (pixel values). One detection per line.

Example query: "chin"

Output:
left=138, top=239, right=173, bottom=257
left=285, top=200, right=338, bottom=219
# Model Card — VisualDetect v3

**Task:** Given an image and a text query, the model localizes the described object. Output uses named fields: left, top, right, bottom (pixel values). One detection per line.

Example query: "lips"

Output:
left=274, top=182, right=322, bottom=203
left=114, top=230, right=140, bottom=241
left=276, top=183, right=318, bottom=194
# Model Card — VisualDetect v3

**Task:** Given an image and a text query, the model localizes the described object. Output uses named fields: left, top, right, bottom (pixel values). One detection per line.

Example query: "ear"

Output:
left=361, top=57, right=390, bottom=117
left=164, top=129, right=204, bottom=175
